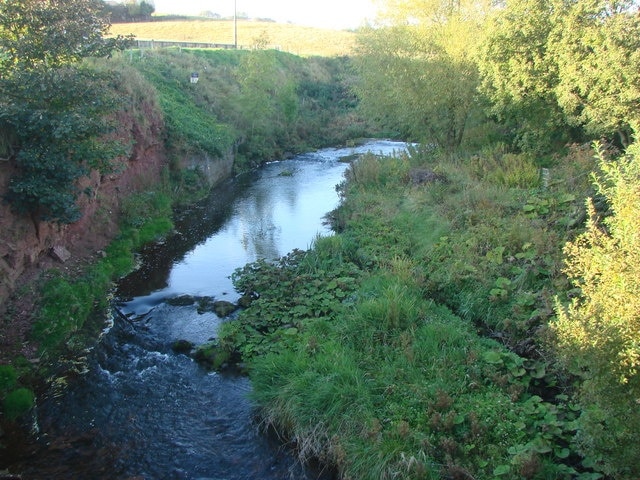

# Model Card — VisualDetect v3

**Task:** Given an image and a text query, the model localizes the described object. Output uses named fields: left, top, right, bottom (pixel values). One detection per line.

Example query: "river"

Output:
left=3, top=140, right=409, bottom=480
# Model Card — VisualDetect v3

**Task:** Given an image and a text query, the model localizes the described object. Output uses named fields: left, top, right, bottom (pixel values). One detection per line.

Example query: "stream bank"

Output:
left=1, top=140, right=408, bottom=479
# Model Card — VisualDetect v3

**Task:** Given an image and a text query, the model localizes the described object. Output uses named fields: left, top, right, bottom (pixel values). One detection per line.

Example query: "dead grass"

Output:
left=108, top=19, right=357, bottom=57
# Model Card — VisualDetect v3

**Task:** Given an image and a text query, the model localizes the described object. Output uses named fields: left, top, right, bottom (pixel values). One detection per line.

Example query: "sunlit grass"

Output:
left=108, top=19, right=357, bottom=57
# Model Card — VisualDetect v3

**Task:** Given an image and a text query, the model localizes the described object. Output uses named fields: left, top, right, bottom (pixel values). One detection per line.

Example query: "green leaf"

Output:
left=483, top=350, right=503, bottom=364
left=558, top=193, right=576, bottom=204
left=493, top=465, right=511, bottom=476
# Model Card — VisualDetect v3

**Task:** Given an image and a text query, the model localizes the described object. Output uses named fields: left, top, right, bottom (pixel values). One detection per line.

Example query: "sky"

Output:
left=150, top=0, right=378, bottom=30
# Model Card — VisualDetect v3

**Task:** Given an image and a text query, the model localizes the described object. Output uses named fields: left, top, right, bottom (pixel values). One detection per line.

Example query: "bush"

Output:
left=553, top=141, right=640, bottom=478
left=3, top=388, right=35, bottom=420
left=0, top=365, right=17, bottom=392
left=2, top=67, right=125, bottom=223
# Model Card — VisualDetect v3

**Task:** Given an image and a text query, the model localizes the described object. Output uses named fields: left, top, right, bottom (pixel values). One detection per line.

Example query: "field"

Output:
left=108, top=19, right=358, bottom=57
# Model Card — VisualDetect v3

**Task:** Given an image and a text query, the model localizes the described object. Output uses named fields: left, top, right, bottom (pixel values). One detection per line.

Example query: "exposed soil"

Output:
left=0, top=103, right=167, bottom=366
left=0, top=220, right=121, bottom=365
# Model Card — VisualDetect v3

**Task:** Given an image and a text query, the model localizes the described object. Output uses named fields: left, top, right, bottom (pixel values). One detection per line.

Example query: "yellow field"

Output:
left=108, top=19, right=358, bottom=57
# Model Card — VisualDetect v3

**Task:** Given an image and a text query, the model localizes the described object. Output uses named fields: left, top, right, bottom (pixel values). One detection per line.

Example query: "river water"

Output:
left=3, top=140, right=408, bottom=480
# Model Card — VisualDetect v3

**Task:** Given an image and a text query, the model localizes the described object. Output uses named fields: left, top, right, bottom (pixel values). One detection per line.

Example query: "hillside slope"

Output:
left=108, top=19, right=357, bottom=57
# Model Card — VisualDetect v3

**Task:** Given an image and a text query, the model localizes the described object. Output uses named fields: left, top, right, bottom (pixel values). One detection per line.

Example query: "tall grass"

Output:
left=222, top=143, right=601, bottom=478
left=115, top=48, right=369, bottom=170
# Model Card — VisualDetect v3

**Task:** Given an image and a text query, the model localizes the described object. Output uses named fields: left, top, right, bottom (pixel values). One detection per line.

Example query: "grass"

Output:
left=218, top=145, right=602, bottom=479
left=111, top=47, right=369, bottom=169
left=108, top=19, right=357, bottom=57
left=31, top=189, right=174, bottom=356
left=2, top=387, right=35, bottom=421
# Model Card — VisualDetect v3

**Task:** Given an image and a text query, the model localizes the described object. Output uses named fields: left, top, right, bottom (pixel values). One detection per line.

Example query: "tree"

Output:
left=477, top=0, right=640, bottom=151
left=125, top=0, right=155, bottom=21
left=355, top=0, right=489, bottom=151
left=549, top=0, right=640, bottom=146
left=0, top=0, right=131, bottom=224
left=0, top=0, right=131, bottom=74
left=476, top=0, right=571, bottom=153
left=233, top=51, right=298, bottom=164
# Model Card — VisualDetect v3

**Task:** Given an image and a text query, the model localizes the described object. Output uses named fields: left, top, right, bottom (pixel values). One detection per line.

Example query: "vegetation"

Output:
left=2, top=388, right=35, bottom=421
left=32, top=188, right=173, bottom=355
left=0, top=0, right=132, bottom=224
left=212, top=0, right=640, bottom=478
left=123, top=47, right=368, bottom=170
left=477, top=0, right=640, bottom=152
left=2, top=66, right=127, bottom=224
left=104, top=0, right=155, bottom=22
left=218, top=150, right=596, bottom=479
left=0, top=1, right=368, bottom=424
left=1, top=0, right=639, bottom=477
left=0, top=0, right=131, bottom=71
left=355, top=0, right=489, bottom=151
left=553, top=142, right=640, bottom=476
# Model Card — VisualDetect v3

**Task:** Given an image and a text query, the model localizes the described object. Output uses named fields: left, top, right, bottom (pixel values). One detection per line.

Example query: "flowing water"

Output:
left=3, top=140, right=409, bottom=480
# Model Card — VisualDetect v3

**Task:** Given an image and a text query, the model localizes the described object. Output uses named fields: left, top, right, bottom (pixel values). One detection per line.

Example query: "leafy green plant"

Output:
left=220, top=244, right=361, bottom=360
left=0, top=0, right=131, bottom=74
left=3, top=388, right=35, bottom=421
left=227, top=138, right=611, bottom=478
left=0, top=365, right=17, bottom=392
left=553, top=141, right=640, bottom=478
left=2, top=67, right=125, bottom=223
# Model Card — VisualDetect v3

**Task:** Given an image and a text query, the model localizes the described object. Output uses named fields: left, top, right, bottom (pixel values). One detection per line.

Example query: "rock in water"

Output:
left=172, top=339, right=194, bottom=354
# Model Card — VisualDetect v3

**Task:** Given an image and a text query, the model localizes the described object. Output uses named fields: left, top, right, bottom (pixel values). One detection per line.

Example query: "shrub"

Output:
left=3, top=388, right=35, bottom=420
left=553, top=141, right=640, bottom=478
left=2, top=67, right=125, bottom=223
left=0, top=365, right=17, bottom=392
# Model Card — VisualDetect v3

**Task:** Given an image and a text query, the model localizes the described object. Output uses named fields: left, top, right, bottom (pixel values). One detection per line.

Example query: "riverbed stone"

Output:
left=193, top=341, right=230, bottom=370
left=197, top=299, right=238, bottom=317
left=166, top=295, right=197, bottom=306
left=196, top=296, right=215, bottom=314
left=172, top=339, right=194, bottom=354
left=214, top=301, right=237, bottom=317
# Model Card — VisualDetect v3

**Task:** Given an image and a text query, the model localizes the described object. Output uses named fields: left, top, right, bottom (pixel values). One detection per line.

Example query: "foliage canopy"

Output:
left=355, top=0, right=489, bottom=151
left=0, top=0, right=131, bottom=74
left=0, top=0, right=131, bottom=223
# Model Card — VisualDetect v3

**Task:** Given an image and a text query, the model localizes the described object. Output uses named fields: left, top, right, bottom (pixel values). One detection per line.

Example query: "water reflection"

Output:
left=4, top=140, right=411, bottom=480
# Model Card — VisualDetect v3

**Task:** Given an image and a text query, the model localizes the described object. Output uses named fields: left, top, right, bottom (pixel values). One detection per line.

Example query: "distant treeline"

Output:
left=103, top=0, right=154, bottom=22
